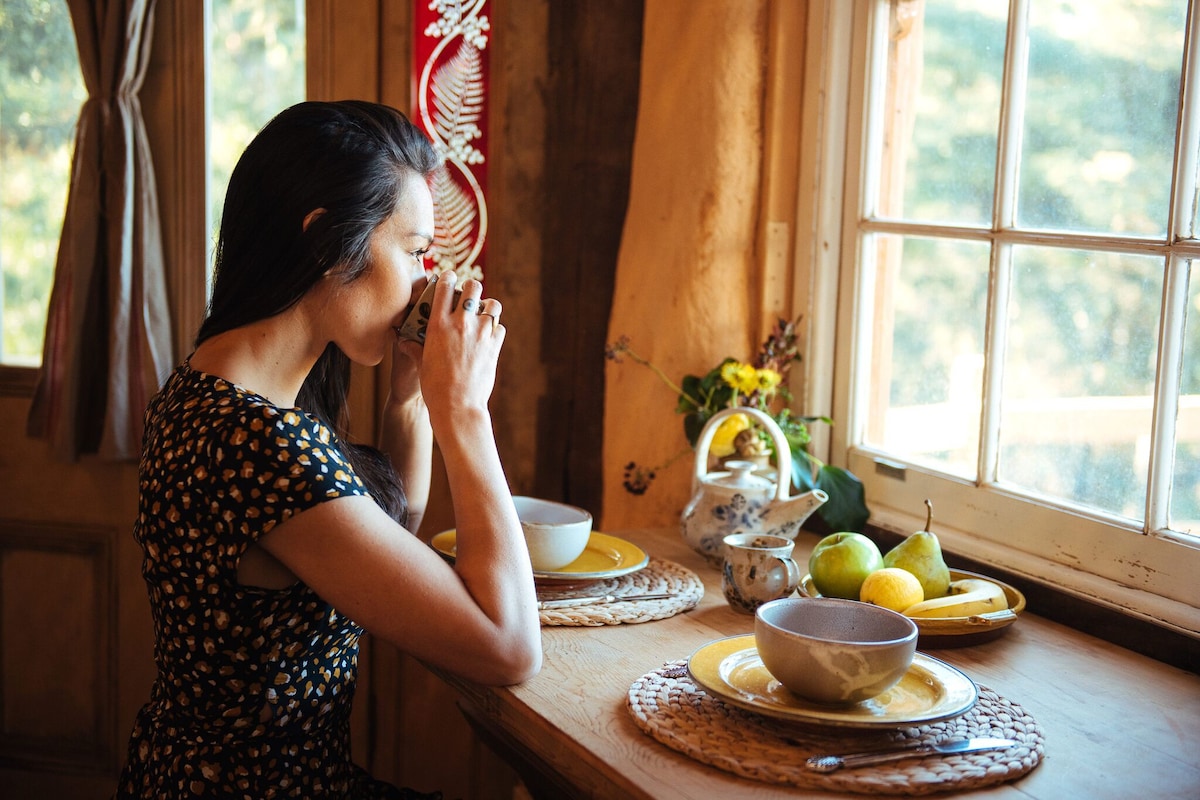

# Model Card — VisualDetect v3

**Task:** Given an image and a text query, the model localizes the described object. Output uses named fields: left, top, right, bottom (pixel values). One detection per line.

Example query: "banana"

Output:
left=902, top=577, right=1008, bottom=618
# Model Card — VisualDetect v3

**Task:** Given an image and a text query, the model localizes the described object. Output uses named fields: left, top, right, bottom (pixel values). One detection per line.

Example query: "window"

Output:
left=0, top=0, right=85, bottom=367
left=817, top=0, right=1199, bottom=631
left=0, top=1, right=304, bottom=375
left=206, top=0, right=305, bottom=283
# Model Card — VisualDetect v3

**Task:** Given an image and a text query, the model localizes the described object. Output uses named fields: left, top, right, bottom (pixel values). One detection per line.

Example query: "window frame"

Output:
left=799, top=0, right=1200, bottom=636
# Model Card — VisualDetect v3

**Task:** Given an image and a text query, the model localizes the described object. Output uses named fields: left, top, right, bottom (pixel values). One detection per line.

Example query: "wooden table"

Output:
left=438, top=528, right=1200, bottom=799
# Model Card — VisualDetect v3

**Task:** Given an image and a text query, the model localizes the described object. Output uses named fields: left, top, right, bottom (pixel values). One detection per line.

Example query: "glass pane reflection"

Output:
left=1000, top=246, right=1162, bottom=520
left=865, top=233, right=989, bottom=479
left=1017, top=0, right=1186, bottom=236
left=876, top=0, right=1007, bottom=226
left=207, top=0, right=305, bottom=270
left=0, top=1, right=85, bottom=365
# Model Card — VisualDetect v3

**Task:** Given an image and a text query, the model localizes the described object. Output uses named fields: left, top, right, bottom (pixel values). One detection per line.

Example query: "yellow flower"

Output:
left=756, top=368, right=783, bottom=393
left=709, top=413, right=751, bottom=458
left=720, top=362, right=760, bottom=394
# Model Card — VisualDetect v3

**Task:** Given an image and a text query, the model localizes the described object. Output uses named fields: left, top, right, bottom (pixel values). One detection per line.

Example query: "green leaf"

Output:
left=790, top=448, right=819, bottom=491
left=683, top=411, right=709, bottom=448
left=677, top=374, right=705, bottom=414
left=812, top=465, right=870, bottom=532
left=787, top=450, right=868, bottom=531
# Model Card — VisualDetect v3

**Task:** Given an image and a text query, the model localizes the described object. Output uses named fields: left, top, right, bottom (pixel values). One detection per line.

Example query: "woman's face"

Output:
left=324, top=170, right=435, bottom=366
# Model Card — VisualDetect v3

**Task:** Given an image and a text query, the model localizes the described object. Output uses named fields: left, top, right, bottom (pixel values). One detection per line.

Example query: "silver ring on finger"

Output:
left=461, top=297, right=480, bottom=313
left=479, top=311, right=499, bottom=331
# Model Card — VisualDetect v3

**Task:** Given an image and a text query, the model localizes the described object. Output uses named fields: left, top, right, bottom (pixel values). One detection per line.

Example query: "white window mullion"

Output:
left=1147, top=0, right=1200, bottom=537
left=979, top=0, right=1030, bottom=487
left=1149, top=254, right=1190, bottom=535
left=858, top=0, right=893, bottom=223
left=844, top=0, right=890, bottom=451
left=993, top=0, right=1031, bottom=231
left=1168, top=0, right=1200, bottom=240
left=979, top=241, right=1012, bottom=485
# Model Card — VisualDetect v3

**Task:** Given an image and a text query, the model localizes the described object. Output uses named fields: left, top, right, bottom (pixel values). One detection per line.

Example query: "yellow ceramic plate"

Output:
left=687, top=635, right=977, bottom=729
left=800, top=569, right=1026, bottom=640
left=430, top=529, right=650, bottom=582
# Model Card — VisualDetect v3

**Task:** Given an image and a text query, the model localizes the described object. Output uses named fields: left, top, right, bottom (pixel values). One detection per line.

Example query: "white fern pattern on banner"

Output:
left=418, top=0, right=489, bottom=280
left=431, top=165, right=478, bottom=276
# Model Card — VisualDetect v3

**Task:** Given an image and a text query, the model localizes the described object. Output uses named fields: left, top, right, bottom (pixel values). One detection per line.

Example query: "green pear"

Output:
left=883, top=499, right=951, bottom=599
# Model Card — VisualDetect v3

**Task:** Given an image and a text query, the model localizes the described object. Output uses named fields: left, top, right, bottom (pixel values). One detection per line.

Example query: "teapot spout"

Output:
left=763, top=489, right=829, bottom=541
left=794, top=488, right=829, bottom=513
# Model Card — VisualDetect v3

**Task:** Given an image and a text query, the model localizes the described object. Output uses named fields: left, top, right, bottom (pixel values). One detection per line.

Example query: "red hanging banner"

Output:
left=413, top=0, right=490, bottom=279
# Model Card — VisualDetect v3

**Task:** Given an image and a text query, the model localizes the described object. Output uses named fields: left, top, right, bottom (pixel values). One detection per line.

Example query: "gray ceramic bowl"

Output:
left=754, top=596, right=918, bottom=705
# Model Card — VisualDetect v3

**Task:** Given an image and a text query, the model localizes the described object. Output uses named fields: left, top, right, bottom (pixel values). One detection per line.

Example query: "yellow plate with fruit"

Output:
left=799, top=569, right=1026, bottom=646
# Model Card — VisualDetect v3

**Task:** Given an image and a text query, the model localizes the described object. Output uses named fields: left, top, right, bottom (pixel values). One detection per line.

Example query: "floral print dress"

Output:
left=116, top=363, right=439, bottom=799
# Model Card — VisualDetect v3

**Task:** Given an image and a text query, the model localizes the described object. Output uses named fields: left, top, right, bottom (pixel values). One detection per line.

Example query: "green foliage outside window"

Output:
left=0, top=0, right=85, bottom=365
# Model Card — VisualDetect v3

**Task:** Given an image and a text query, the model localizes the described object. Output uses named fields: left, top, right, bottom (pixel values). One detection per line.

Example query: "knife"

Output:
left=537, top=593, right=673, bottom=610
left=805, top=737, right=1018, bottom=772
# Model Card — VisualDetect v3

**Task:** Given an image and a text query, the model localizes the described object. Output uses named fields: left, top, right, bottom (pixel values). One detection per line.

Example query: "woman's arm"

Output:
left=255, top=494, right=540, bottom=685
left=378, top=375, right=433, bottom=536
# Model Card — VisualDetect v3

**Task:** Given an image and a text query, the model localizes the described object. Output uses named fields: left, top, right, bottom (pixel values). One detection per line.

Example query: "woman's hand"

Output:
left=418, top=273, right=505, bottom=428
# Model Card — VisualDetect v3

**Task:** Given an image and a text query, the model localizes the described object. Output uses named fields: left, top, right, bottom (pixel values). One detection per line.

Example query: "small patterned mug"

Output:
left=721, top=533, right=802, bottom=614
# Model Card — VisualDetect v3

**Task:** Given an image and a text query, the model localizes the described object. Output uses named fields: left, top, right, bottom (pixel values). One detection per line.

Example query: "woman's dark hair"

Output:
left=197, top=100, right=440, bottom=522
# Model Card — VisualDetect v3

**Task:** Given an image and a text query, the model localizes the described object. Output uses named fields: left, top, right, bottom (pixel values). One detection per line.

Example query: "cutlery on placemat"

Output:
left=805, top=737, right=1019, bottom=772
left=537, top=593, right=673, bottom=610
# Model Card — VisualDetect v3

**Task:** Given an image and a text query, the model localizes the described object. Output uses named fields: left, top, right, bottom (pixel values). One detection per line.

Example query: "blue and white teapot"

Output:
left=680, top=407, right=828, bottom=566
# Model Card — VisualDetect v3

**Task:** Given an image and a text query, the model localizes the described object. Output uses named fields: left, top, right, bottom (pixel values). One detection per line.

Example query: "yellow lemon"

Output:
left=710, top=413, right=751, bottom=458
left=858, top=567, right=924, bottom=612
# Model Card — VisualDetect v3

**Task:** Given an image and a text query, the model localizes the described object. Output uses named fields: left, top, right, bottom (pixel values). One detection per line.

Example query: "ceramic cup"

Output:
left=395, top=275, right=440, bottom=345
left=396, top=275, right=469, bottom=346
left=513, top=496, right=593, bottom=571
left=721, top=533, right=803, bottom=614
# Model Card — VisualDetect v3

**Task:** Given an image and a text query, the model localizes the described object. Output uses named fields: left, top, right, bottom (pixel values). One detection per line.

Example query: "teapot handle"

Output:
left=692, top=407, right=793, bottom=501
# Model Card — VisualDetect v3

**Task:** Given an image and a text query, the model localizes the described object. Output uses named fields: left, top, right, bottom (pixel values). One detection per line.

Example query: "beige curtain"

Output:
left=27, top=0, right=173, bottom=461
left=602, top=0, right=771, bottom=529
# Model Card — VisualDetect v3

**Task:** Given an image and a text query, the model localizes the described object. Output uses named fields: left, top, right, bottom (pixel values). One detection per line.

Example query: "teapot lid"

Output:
left=703, top=460, right=775, bottom=490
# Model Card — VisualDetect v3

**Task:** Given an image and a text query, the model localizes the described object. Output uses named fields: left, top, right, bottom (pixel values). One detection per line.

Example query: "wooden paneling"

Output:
left=0, top=521, right=114, bottom=774
left=533, top=0, right=643, bottom=512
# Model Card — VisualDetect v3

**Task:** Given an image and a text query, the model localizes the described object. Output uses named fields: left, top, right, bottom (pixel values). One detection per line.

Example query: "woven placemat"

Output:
left=627, top=660, right=1044, bottom=795
left=537, top=557, right=704, bottom=627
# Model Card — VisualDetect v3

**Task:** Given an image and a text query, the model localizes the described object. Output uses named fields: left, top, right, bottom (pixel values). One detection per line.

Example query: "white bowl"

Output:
left=513, top=496, right=593, bottom=571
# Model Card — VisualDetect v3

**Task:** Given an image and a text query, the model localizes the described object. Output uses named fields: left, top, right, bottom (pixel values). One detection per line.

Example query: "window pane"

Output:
left=207, top=0, right=305, bottom=264
left=864, top=233, right=989, bottom=478
left=1017, top=0, right=1186, bottom=236
left=876, top=0, right=1007, bottom=226
left=999, top=246, right=1162, bottom=520
left=0, top=0, right=85, bottom=366
left=1192, top=151, right=1200, bottom=240
left=1172, top=262, right=1199, bottom=535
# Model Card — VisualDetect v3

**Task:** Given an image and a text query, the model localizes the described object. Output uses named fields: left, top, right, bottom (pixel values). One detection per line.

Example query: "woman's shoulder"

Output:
left=147, top=362, right=345, bottom=468
left=158, top=361, right=324, bottom=434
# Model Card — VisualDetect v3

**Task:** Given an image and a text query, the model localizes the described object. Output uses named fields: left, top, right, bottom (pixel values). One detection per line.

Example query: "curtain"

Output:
left=601, top=0, right=770, bottom=528
left=27, top=0, right=173, bottom=461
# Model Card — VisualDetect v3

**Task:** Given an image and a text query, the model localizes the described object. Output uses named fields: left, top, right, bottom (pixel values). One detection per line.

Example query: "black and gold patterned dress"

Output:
left=116, top=362, right=438, bottom=799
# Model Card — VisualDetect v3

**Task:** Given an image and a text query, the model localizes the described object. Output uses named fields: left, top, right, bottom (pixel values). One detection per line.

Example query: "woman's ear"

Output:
left=302, top=208, right=326, bottom=232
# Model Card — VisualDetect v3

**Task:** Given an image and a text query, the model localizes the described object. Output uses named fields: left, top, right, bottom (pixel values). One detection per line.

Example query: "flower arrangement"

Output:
left=606, top=317, right=870, bottom=533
